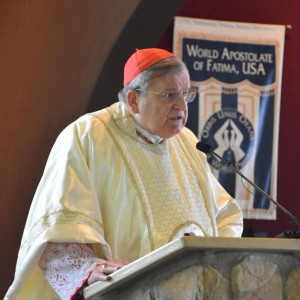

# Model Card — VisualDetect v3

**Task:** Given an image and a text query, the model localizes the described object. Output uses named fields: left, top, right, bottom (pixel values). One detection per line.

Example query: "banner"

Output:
left=173, top=17, right=285, bottom=220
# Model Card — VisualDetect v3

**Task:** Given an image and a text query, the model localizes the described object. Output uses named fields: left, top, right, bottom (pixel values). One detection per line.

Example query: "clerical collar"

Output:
left=135, top=122, right=164, bottom=144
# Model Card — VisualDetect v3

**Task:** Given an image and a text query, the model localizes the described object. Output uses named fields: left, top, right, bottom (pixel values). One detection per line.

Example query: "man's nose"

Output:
left=173, top=95, right=187, bottom=110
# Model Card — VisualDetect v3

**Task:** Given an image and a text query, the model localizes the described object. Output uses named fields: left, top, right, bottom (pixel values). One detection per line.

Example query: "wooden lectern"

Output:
left=84, top=237, right=300, bottom=300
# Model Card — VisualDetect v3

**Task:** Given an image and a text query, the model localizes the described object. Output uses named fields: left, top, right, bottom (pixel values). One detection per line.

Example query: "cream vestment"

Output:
left=5, top=102, right=243, bottom=299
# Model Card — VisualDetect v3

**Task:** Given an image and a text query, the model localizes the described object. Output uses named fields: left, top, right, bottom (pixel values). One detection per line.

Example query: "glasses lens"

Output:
left=163, top=93, right=179, bottom=102
left=145, top=90, right=197, bottom=103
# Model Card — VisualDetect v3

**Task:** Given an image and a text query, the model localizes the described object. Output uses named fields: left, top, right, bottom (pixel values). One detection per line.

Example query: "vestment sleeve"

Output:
left=39, top=242, right=106, bottom=300
left=207, top=169, right=244, bottom=237
left=5, top=117, right=112, bottom=300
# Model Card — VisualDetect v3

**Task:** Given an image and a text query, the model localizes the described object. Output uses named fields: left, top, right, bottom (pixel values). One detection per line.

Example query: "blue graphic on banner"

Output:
left=183, top=38, right=276, bottom=209
left=202, top=109, right=255, bottom=170
left=182, top=38, right=276, bottom=85
left=253, top=91, right=274, bottom=208
left=201, top=108, right=255, bottom=198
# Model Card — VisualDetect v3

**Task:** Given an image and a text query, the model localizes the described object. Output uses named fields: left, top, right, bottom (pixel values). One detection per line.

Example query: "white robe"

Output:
left=5, top=102, right=243, bottom=299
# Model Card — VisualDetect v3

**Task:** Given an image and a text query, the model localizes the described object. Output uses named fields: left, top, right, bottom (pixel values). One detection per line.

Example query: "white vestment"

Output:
left=5, top=102, right=243, bottom=299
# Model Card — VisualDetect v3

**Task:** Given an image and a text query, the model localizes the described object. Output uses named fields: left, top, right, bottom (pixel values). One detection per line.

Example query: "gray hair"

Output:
left=118, top=57, right=189, bottom=104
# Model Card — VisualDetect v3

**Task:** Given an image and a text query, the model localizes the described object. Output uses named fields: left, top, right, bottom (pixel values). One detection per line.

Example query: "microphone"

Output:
left=196, top=141, right=300, bottom=237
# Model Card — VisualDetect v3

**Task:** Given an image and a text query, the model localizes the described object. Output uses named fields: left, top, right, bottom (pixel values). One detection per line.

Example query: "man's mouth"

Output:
left=170, top=115, right=183, bottom=120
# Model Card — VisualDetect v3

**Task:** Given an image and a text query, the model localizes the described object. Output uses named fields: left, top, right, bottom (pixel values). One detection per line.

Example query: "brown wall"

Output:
left=0, top=0, right=184, bottom=297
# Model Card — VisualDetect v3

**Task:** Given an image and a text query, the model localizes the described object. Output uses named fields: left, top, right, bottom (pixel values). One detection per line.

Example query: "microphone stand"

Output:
left=199, top=143, right=300, bottom=238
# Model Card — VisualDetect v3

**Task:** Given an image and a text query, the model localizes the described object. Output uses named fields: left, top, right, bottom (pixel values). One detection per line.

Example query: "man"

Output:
left=5, top=48, right=243, bottom=299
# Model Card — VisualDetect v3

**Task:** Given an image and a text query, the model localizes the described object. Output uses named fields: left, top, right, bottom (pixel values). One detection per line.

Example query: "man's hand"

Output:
left=88, top=260, right=128, bottom=284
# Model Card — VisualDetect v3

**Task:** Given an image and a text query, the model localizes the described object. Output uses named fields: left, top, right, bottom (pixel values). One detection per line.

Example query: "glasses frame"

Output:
left=135, top=89, right=196, bottom=104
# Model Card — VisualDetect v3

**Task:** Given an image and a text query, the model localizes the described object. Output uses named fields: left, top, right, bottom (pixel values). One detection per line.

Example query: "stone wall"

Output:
left=100, top=250, right=300, bottom=300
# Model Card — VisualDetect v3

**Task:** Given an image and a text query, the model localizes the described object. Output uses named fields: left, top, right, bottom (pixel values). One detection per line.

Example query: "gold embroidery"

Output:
left=93, top=104, right=214, bottom=250
left=18, top=210, right=103, bottom=270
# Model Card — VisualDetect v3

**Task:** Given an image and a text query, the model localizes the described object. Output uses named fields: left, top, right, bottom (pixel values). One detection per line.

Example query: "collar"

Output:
left=135, top=122, right=164, bottom=145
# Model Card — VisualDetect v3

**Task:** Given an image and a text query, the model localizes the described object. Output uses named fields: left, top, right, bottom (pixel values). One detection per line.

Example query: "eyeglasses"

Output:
left=135, top=89, right=197, bottom=104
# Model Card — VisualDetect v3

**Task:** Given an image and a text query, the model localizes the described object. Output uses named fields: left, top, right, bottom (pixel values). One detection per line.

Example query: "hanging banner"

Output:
left=173, top=17, right=285, bottom=220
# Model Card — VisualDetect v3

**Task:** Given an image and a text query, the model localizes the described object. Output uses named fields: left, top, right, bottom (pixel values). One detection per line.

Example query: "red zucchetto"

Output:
left=123, top=48, right=175, bottom=86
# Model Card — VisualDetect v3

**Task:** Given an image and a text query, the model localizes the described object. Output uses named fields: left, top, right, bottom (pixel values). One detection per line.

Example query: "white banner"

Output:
left=173, top=17, right=285, bottom=220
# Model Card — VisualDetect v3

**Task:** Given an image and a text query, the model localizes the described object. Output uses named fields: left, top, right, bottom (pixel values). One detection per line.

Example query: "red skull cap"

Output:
left=123, top=48, right=175, bottom=86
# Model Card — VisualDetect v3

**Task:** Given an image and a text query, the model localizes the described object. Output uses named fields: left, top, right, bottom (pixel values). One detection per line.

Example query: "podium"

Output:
left=84, top=237, right=300, bottom=300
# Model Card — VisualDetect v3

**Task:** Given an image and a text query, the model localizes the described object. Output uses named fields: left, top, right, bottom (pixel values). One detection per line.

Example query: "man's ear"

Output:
left=126, top=89, right=139, bottom=114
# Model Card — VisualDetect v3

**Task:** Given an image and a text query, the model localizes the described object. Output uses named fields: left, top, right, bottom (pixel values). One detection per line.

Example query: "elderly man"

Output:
left=5, top=48, right=243, bottom=300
